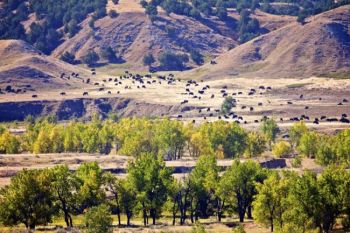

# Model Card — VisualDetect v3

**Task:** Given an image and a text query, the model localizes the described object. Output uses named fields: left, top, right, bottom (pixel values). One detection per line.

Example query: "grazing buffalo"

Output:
left=32, top=94, right=38, bottom=98
left=83, top=92, right=88, bottom=96
left=60, top=92, right=66, bottom=96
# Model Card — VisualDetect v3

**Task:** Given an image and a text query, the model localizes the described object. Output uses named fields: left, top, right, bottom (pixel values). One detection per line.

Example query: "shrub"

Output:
left=108, top=10, right=118, bottom=18
left=158, top=51, right=189, bottom=71
left=272, top=141, right=292, bottom=158
left=100, top=47, right=117, bottom=62
left=191, top=222, right=206, bottom=233
left=60, top=52, right=76, bottom=64
left=84, top=204, right=113, bottom=233
left=190, top=50, right=204, bottom=65
left=221, top=96, right=235, bottom=114
left=143, top=53, right=155, bottom=67
left=291, top=156, right=302, bottom=168
left=232, top=225, right=246, bottom=233
left=82, top=50, right=100, bottom=66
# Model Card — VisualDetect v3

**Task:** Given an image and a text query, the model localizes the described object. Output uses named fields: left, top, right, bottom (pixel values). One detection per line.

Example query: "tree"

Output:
left=189, top=155, right=219, bottom=220
left=76, top=162, right=106, bottom=211
left=101, top=46, right=118, bottom=62
left=221, top=160, right=266, bottom=222
left=108, top=10, right=118, bottom=18
left=51, top=165, right=80, bottom=227
left=272, top=141, right=292, bottom=158
left=84, top=204, right=113, bottom=233
left=260, top=118, right=279, bottom=149
left=119, top=180, right=137, bottom=226
left=289, top=121, right=308, bottom=149
left=60, top=51, right=76, bottom=64
left=143, top=53, right=155, bottom=67
left=0, top=130, right=21, bottom=154
left=297, top=131, right=319, bottom=158
left=67, top=19, right=80, bottom=37
left=82, top=50, right=100, bottom=67
left=244, top=132, right=266, bottom=158
left=104, top=172, right=123, bottom=226
left=221, top=96, right=235, bottom=115
left=297, top=11, right=307, bottom=24
left=216, top=6, right=228, bottom=21
left=0, top=169, right=56, bottom=230
left=158, top=51, right=189, bottom=71
left=253, top=172, right=290, bottom=232
left=145, top=4, right=158, bottom=22
left=190, top=50, right=204, bottom=65
left=127, top=153, right=173, bottom=225
left=154, top=119, right=186, bottom=160
left=316, top=135, right=336, bottom=166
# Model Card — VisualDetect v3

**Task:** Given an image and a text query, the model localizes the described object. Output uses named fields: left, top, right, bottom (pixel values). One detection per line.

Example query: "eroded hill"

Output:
left=0, top=40, right=89, bottom=91
left=187, top=5, right=350, bottom=79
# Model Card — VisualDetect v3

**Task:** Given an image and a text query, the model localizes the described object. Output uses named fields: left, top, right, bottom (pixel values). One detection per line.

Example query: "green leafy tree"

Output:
left=315, top=135, right=336, bottom=166
left=0, top=130, right=21, bottom=154
left=297, top=131, right=319, bottom=158
left=221, top=96, right=235, bottom=115
left=244, top=132, right=266, bottom=158
left=272, top=141, right=292, bottom=158
left=260, top=118, right=280, bottom=149
left=189, top=155, right=219, bottom=220
left=221, top=160, right=266, bottom=222
left=154, top=119, right=186, bottom=160
left=84, top=204, right=113, bottom=233
left=0, top=169, right=56, bottom=230
left=253, top=172, right=290, bottom=232
left=76, top=162, right=106, bottom=211
left=289, top=121, right=308, bottom=149
left=127, top=153, right=173, bottom=225
left=51, top=165, right=80, bottom=227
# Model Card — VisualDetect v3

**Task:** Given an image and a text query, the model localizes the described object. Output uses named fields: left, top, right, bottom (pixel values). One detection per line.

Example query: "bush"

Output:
left=221, top=96, right=235, bottom=114
left=108, top=10, right=118, bottom=18
left=158, top=51, right=189, bottom=71
left=190, top=50, right=204, bottom=65
left=82, top=50, right=100, bottom=67
left=143, top=53, right=155, bottom=67
left=291, top=156, right=302, bottom=168
left=272, top=141, right=292, bottom=158
left=100, top=47, right=117, bottom=62
left=232, top=225, right=246, bottom=233
left=191, top=222, right=206, bottom=233
left=84, top=204, right=113, bottom=233
left=60, top=52, right=76, bottom=64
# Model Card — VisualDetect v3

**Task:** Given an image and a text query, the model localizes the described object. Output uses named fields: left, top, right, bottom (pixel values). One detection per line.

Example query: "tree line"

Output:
left=0, top=117, right=349, bottom=166
left=0, top=155, right=350, bottom=232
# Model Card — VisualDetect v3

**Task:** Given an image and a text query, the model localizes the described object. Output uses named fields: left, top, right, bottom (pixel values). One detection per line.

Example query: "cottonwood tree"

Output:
left=260, top=118, right=279, bottom=149
left=51, top=165, right=80, bottom=227
left=76, top=162, right=106, bottom=211
left=223, top=160, right=266, bottom=222
left=0, top=169, right=56, bottom=230
left=127, top=153, right=173, bottom=225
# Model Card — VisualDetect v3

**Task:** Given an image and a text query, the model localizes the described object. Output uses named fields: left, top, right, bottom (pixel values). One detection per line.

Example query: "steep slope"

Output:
left=187, top=5, right=350, bottom=80
left=0, top=40, right=89, bottom=91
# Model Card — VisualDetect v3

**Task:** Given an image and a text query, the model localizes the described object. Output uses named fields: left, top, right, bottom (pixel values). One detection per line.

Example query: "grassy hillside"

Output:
left=185, top=5, right=350, bottom=79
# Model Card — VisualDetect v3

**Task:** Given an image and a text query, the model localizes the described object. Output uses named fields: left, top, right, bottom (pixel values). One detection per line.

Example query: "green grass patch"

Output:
left=286, top=83, right=312, bottom=88
left=321, top=71, right=350, bottom=80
